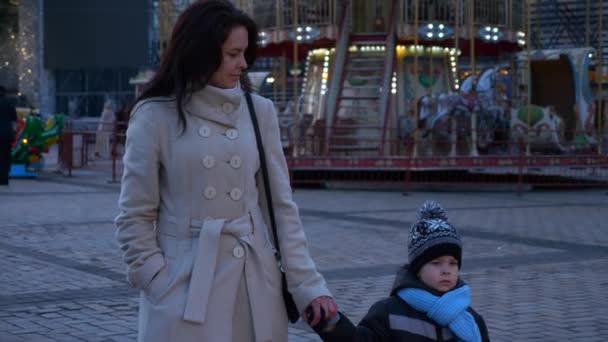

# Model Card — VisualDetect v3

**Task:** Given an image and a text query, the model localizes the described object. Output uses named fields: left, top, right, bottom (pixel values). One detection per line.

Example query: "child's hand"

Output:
left=305, top=296, right=338, bottom=327
left=305, top=306, right=328, bottom=334
left=305, top=307, right=341, bottom=334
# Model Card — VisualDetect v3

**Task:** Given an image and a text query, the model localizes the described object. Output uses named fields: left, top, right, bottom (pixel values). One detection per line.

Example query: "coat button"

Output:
left=198, top=125, right=211, bottom=138
left=202, top=155, right=215, bottom=168
left=203, top=186, right=216, bottom=199
left=222, top=102, right=235, bottom=113
left=229, top=188, right=243, bottom=201
left=232, top=245, right=245, bottom=258
left=229, top=156, right=242, bottom=169
left=225, top=129, right=239, bottom=140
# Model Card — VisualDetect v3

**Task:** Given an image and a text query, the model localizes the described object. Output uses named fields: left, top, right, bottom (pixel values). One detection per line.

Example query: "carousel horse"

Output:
left=414, top=91, right=473, bottom=156
left=470, top=67, right=510, bottom=153
left=510, top=105, right=567, bottom=153
left=404, top=68, right=510, bottom=156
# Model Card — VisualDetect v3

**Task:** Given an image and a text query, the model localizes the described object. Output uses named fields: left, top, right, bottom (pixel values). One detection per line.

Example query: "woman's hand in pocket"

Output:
left=144, top=264, right=170, bottom=302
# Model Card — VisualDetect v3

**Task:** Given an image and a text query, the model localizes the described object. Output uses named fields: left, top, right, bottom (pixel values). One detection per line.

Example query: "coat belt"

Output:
left=181, top=210, right=273, bottom=341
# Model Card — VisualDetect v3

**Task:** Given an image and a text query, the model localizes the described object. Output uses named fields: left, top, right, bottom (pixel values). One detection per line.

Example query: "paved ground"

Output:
left=1, top=164, right=607, bottom=341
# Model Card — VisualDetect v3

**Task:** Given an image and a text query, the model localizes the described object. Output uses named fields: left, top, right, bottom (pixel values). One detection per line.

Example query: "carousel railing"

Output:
left=283, top=126, right=608, bottom=190
left=282, top=126, right=608, bottom=159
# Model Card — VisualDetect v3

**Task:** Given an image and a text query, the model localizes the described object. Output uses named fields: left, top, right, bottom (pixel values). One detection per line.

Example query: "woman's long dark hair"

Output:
left=132, top=0, right=258, bottom=131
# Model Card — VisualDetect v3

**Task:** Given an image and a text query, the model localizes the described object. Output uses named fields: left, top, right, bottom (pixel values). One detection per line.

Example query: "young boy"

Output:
left=317, top=201, right=490, bottom=342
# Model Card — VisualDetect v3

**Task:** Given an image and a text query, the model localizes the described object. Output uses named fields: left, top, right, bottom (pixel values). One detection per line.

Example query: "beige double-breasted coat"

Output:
left=115, top=84, right=331, bottom=342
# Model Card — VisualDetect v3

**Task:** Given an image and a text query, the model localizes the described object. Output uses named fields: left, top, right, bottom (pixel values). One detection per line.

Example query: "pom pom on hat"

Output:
left=418, top=200, right=448, bottom=221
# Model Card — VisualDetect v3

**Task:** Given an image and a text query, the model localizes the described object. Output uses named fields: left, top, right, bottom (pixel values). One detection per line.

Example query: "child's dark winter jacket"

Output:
left=320, top=266, right=490, bottom=342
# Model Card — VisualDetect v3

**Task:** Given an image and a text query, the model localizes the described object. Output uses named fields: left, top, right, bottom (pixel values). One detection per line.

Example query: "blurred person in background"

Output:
left=0, top=85, right=17, bottom=186
left=94, top=99, right=116, bottom=159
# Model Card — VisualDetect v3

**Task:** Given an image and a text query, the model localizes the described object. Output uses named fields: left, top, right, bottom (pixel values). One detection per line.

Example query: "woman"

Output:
left=114, top=1, right=337, bottom=341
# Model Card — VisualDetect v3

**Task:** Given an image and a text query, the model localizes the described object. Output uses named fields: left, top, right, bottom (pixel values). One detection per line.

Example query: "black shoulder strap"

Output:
left=245, top=92, right=282, bottom=261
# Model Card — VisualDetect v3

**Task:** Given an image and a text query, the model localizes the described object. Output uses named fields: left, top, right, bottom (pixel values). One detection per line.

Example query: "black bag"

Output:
left=245, top=92, right=300, bottom=323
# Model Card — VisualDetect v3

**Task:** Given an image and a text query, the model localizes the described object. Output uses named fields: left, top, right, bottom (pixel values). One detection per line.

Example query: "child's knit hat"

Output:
left=408, top=201, right=462, bottom=274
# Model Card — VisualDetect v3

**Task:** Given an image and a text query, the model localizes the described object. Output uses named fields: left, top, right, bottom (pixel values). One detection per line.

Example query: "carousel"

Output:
left=151, top=0, right=607, bottom=185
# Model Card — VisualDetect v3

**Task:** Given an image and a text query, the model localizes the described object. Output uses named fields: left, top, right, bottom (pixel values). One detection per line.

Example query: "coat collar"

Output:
left=185, top=83, right=243, bottom=128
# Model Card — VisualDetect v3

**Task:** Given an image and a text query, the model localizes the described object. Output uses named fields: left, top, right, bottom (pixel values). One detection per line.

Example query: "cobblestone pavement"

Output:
left=0, top=168, right=607, bottom=341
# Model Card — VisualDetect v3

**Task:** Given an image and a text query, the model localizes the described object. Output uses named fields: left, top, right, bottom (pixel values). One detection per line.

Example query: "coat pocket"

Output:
left=143, top=261, right=172, bottom=304
left=144, top=231, right=185, bottom=304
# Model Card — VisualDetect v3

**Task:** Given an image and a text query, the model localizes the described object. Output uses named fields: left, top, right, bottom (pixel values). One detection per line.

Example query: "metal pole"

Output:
left=525, top=0, right=532, bottom=156
left=469, top=0, right=476, bottom=74
left=455, top=0, right=460, bottom=84
left=293, top=0, right=299, bottom=156
left=429, top=0, right=434, bottom=97
left=413, top=0, right=419, bottom=157
left=599, top=0, right=604, bottom=155
left=430, top=50, right=434, bottom=97
left=469, top=0, right=478, bottom=157
left=450, top=0, right=461, bottom=156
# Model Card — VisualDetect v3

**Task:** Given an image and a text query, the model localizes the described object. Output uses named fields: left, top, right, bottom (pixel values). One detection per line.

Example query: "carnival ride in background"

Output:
left=10, top=112, right=65, bottom=177
left=151, top=0, right=606, bottom=185
left=255, top=0, right=530, bottom=158
left=255, top=1, right=603, bottom=153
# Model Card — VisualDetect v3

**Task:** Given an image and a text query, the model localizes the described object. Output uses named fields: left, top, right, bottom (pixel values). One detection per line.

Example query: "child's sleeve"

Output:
left=320, top=301, right=391, bottom=342
left=471, top=309, right=491, bottom=342
left=478, top=316, right=490, bottom=342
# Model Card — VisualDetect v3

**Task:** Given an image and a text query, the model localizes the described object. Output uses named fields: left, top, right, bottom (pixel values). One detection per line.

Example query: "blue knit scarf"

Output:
left=397, top=285, right=481, bottom=342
